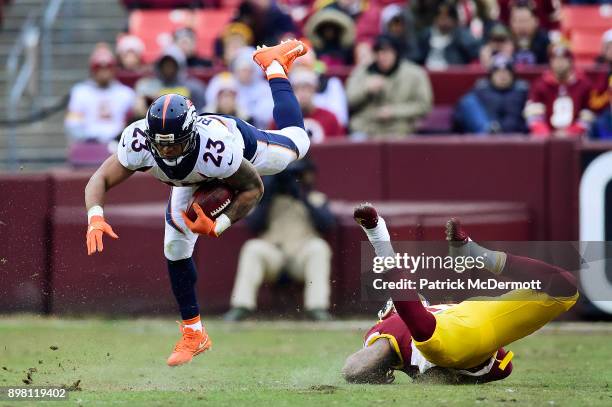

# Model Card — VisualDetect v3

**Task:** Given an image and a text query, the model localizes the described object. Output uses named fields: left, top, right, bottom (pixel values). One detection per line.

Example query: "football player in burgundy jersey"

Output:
left=343, top=203, right=578, bottom=384
left=84, top=40, right=310, bottom=366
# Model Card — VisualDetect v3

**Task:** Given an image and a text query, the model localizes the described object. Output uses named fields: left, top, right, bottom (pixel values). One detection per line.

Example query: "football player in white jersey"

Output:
left=84, top=40, right=310, bottom=366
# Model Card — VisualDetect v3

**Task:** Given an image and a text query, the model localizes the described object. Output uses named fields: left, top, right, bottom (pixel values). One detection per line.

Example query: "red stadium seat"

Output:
left=129, top=9, right=196, bottom=63
left=561, top=5, right=612, bottom=36
left=193, top=9, right=235, bottom=58
left=128, top=9, right=234, bottom=63
left=571, top=31, right=603, bottom=65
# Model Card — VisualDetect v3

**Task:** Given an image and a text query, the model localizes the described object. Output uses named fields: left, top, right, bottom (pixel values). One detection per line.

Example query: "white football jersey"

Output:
left=117, top=115, right=244, bottom=186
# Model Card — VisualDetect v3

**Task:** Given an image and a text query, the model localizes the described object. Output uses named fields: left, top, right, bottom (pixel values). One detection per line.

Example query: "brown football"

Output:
left=186, top=183, right=234, bottom=221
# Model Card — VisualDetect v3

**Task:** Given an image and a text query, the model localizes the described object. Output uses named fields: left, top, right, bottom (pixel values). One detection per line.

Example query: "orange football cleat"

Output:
left=252, top=39, right=308, bottom=77
left=166, top=323, right=212, bottom=367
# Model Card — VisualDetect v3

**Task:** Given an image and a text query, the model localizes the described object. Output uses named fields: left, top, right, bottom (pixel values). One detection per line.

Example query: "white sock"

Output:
left=185, top=320, right=202, bottom=332
left=361, top=216, right=396, bottom=259
left=265, top=60, right=286, bottom=78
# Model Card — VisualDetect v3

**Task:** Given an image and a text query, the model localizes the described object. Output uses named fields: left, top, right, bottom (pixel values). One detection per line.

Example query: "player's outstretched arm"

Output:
left=342, top=339, right=399, bottom=384
left=84, top=154, right=135, bottom=255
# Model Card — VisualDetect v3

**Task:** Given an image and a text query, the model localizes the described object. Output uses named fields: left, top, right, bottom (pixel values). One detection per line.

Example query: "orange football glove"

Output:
left=181, top=203, right=219, bottom=237
left=86, top=215, right=119, bottom=255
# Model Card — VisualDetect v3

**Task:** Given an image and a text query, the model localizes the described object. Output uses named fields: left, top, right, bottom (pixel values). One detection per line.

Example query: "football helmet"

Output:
left=145, top=94, right=198, bottom=164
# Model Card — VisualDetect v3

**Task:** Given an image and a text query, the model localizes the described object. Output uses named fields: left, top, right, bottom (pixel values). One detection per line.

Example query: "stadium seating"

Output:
left=571, top=31, right=605, bottom=66
left=560, top=5, right=612, bottom=35
left=193, top=9, right=234, bottom=58
left=128, top=9, right=234, bottom=63
left=129, top=9, right=196, bottom=63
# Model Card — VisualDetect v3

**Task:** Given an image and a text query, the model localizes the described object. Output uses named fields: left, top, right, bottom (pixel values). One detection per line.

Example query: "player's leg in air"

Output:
left=164, top=40, right=310, bottom=366
left=226, top=39, right=311, bottom=176
left=346, top=203, right=578, bottom=383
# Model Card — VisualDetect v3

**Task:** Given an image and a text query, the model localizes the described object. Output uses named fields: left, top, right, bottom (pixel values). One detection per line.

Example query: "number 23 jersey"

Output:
left=116, top=115, right=243, bottom=186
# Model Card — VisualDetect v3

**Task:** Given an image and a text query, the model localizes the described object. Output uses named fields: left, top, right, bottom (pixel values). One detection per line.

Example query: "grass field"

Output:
left=0, top=316, right=611, bottom=406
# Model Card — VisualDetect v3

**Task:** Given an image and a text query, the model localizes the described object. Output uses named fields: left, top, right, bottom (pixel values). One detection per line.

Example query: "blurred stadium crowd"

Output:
left=23, top=0, right=608, bottom=165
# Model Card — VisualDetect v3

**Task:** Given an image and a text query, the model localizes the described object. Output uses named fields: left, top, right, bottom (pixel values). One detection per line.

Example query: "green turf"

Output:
left=0, top=317, right=611, bottom=406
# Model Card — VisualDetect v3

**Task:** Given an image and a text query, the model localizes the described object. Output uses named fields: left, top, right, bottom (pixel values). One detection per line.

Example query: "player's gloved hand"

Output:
left=181, top=203, right=219, bottom=237
left=86, top=215, right=119, bottom=255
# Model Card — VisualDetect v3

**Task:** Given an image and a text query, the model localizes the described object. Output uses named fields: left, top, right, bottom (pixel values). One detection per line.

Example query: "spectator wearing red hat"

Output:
left=524, top=44, right=594, bottom=138
left=64, top=43, right=135, bottom=145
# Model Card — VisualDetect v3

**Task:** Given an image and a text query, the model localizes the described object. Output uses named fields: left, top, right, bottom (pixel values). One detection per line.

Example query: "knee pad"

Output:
left=164, top=240, right=195, bottom=261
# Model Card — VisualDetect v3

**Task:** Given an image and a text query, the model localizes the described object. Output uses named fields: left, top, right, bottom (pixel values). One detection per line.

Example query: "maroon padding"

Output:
left=420, top=209, right=531, bottom=241
left=383, top=137, right=550, bottom=239
left=0, top=174, right=50, bottom=312
left=547, top=139, right=580, bottom=241
left=192, top=225, right=342, bottom=314
left=417, top=106, right=454, bottom=133
left=307, top=140, right=385, bottom=201
left=51, top=204, right=174, bottom=314
left=50, top=169, right=169, bottom=207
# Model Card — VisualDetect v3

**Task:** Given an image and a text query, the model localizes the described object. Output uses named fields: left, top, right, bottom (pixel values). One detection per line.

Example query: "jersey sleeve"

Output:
left=196, top=120, right=243, bottom=179
left=116, top=121, right=154, bottom=171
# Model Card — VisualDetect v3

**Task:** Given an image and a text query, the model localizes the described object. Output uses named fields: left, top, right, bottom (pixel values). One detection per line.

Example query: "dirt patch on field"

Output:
left=302, top=385, right=338, bottom=394
left=61, top=379, right=82, bottom=391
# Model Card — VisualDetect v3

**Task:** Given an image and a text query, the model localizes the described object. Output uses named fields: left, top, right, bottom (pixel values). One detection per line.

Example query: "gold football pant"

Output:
left=413, top=289, right=579, bottom=369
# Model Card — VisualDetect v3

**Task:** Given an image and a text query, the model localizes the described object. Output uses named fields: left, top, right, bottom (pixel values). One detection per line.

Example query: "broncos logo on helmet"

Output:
left=145, top=94, right=198, bottom=165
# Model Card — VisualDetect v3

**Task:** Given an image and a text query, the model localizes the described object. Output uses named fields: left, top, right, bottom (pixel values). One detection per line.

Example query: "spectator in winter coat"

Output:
left=347, top=35, right=432, bottom=137
left=415, top=1, right=480, bottom=70
left=453, top=55, right=529, bottom=134
left=305, top=7, right=356, bottom=66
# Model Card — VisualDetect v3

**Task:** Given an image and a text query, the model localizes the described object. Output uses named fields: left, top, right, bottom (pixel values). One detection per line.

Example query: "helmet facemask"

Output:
left=145, top=103, right=198, bottom=166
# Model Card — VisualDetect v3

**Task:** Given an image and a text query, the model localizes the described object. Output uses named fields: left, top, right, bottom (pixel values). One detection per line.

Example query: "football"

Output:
left=186, top=182, right=234, bottom=221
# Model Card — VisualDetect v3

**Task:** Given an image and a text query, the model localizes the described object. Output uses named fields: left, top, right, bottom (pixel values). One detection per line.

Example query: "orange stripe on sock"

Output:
left=267, top=73, right=287, bottom=80
left=183, top=315, right=201, bottom=325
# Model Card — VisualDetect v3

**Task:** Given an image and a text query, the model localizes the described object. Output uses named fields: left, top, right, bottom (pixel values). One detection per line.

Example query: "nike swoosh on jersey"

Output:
left=228, top=154, right=234, bottom=166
